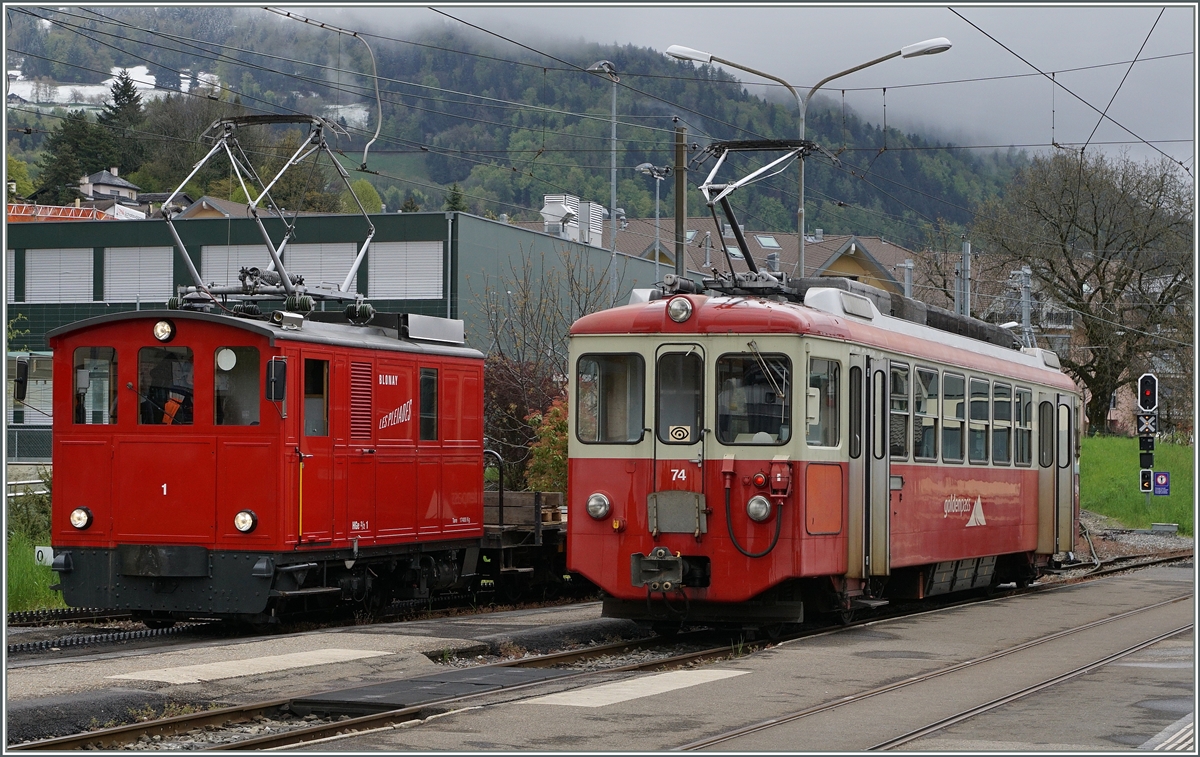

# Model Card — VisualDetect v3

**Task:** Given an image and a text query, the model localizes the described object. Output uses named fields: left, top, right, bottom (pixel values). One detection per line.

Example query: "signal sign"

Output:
left=1153, top=472, right=1170, bottom=496
left=1139, top=436, right=1155, bottom=451
left=1140, top=469, right=1153, bottom=492
left=1137, top=373, right=1158, bottom=412
left=1140, top=452, right=1154, bottom=469
left=1137, top=414, right=1158, bottom=435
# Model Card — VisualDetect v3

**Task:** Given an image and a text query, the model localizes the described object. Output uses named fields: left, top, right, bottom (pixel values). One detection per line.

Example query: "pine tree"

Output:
left=35, top=110, right=118, bottom=204
left=97, top=70, right=146, bottom=174
left=442, top=182, right=468, bottom=212
left=400, top=194, right=421, bottom=213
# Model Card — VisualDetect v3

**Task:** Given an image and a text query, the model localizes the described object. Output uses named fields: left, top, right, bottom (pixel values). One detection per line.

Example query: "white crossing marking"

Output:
left=1142, top=713, right=1194, bottom=751
left=107, top=648, right=392, bottom=684
left=521, top=669, right=749, bottom=708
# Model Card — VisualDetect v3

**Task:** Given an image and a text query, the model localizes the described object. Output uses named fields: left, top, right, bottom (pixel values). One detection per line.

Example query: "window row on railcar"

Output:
left=575, top=349, right=1047, bottom=470
left=69, top=344, right=463, bottom=443
left=885, top=362, right=1034, bottom=468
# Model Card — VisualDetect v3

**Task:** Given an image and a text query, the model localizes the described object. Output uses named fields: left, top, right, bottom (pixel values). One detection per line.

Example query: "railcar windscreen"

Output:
left=73, top=347, right=117, bottom=424
left=138, top=346, right=194, bottom=425
left=716, top=353, right=791, bottom=445
left=575, top=354, right=645, bottom=443
left=214, top=347, right=260, bottom=426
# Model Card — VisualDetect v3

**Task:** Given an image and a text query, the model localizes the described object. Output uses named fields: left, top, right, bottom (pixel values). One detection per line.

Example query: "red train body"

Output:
left=567, top=284, right=1081, bottom=630
left=46, top=309, right=561, bottom=624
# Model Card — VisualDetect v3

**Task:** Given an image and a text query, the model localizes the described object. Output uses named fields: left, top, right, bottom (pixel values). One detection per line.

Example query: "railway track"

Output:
left=7, top=608, right=133, bottom=627
left=9, top=551, right=1191, bottom=751
left=675, top=594, right=1193, bottom=750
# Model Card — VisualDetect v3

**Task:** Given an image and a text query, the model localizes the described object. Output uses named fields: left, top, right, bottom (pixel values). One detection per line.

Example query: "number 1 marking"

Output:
left=162, top=484, right=167, bottom=495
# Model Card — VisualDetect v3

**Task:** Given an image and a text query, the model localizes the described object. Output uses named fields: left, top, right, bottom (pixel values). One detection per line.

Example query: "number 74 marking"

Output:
left=671, top=468, right=687, bottom=481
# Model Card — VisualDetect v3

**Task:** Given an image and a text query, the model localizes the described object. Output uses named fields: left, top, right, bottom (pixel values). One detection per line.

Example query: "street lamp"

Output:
left=667, top=37, right=950, bottom=279
left=635, top=162, right=672, bottom=283
left=587, top=60, right=620, bottom=301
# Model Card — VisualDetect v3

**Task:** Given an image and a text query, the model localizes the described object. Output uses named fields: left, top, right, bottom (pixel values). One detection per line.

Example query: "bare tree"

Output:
left=469, top=244, right=614, bottom=487
left=971, top=150, right=1193, bottom=434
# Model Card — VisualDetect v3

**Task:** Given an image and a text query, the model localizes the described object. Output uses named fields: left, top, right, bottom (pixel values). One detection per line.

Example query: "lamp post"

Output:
left=667, top=38, right=950, bottom=280
left=635, top=162, right=672, bottom=283
left=588, top=60, right=620, bottom=301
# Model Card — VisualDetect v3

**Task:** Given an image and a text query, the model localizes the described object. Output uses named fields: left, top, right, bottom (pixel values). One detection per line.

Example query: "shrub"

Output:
left=525, top=398, right=568, bottom=494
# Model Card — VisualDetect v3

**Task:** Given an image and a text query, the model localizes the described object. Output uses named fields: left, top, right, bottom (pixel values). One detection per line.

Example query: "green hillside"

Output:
left=6, top=7, right=1026, bottom=249
left=1081, top=436, right=1194, bottom=536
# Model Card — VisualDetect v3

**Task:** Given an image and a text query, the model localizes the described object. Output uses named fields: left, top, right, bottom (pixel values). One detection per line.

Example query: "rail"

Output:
left=6, top=479, right=47, bottom=498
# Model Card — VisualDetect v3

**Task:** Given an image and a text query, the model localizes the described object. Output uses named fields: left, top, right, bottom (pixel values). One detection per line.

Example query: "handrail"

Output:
left=483, top=449, right=504, bottom=527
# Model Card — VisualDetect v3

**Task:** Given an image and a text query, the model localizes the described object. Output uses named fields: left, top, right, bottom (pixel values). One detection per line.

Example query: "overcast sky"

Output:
left=302, top=4, right=1195, bottom=170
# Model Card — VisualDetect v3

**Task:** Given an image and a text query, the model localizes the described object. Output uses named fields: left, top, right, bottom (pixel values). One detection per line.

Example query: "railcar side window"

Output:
left=73, top=347, right=118, bottom=424
left=968, top=378, right=990, bottom=464
left=304, top=359, right=329, bottom=436
left=914, top=367, right=938, bottom=461
left=214, top=347, right=260, bottom=426
left=716, top=353, right=791, bottom=445
left=806, top=358, right=839, bottom=447
left=138, top=346, right=194, bottom=425
left=657, top=352, right=703, bottom=444
left=1015, top=388, right=1033, bottom=466
left=942, top=373, right=965, bottom=463
left=419, top=368, right=438, bottom=441
left=576, top=354, right=645, bottom=444
left=849, top=366, right=862, bottom=459
left=992, top=383, right=1012, bottom=465
left=889, top=364, right=909, bottom=459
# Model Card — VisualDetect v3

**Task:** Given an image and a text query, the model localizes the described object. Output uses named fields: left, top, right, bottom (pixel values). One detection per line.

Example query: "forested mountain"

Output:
left=6, top=6, right=1028, bottom=249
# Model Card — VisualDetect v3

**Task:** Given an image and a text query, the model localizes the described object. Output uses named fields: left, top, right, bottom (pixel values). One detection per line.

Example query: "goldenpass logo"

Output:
left=943, top=495, right=986, bottom=527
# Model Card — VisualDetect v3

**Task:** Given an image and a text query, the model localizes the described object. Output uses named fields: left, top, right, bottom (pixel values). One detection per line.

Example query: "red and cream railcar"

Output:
left=567, top=284, right=1080, bottom=630
left=47, top=309, right=491, bottom=624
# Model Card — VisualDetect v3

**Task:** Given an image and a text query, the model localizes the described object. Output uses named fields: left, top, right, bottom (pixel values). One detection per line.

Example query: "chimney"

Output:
left=814, top=228, right=823, bottom=242
left=110, top=167, right=119, bottom=177
left=766, top=252, right=779, bottom=273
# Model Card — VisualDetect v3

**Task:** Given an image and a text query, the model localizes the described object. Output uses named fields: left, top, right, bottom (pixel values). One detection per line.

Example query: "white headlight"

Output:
left=746, top=495, right=772, bottom=523
left=234, top=510, right=258, bottom=533
left=69, top=507, right=93, bottom=529
left=152, top=320, right=176, bottom=342
left=586, top=493, right=611, bottom=520
left=667, top=296, right=693, bottom=323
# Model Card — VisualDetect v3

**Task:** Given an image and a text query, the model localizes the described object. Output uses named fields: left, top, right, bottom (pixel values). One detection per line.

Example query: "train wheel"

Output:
left=651, top=622, right=682, bottom=637
left=142, top=619, right=176, bottom=630
left=837, top=608, right=856, bottom=626
left=760, top=623, right=787, bottom=641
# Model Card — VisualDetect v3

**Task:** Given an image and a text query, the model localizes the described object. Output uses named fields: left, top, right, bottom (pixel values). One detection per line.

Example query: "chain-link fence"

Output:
left=7, top=426, right=51, bottom=462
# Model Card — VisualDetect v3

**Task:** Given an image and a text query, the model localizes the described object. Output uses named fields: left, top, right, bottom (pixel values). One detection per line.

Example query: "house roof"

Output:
left=511, top=214, right=916, bottom=290
left=82, top=170, right=140, bottom=191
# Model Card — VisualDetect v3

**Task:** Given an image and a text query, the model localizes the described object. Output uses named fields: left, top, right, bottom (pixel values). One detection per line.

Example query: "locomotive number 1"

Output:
left=162, top=484, right=167, bottom=495
left=671, top=468, right=687, bottom=481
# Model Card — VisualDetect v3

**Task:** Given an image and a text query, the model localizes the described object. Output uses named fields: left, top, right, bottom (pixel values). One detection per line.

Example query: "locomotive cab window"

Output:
left=576, top=354, right=645, bottom=444
left=214, top=347, right=260, bottom=426
left=138, top=346, right=194, bottom=425
left=914, top=367, right=938, bottom=461
left=942, top=373, right=965, bottom=463
left=717, top=353, right=791, bottom=444
left=657, top=351, right=703, bottom=444
left=806, top=358, right=840, bottom=447
left=73, top=347, right=118, bottom=424
left=303, top=359, right=329, bottom=436
left=968, top=378, right=990, bottom=464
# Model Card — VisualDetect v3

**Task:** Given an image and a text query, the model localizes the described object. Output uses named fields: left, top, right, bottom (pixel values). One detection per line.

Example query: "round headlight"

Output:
left=667, top=296, right=693, bottom=323
left=69, top=507, right=93, bottom=529
left=234, top=510, right=258, bottom=533
left=152, top=320, right=176, bottom=342
left=746, top=495, right=772, bottom=523
left=586, top=493, right=611, bottom=520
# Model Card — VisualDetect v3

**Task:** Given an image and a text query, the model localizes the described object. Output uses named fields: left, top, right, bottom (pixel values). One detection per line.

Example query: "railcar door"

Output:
left=651, top=344, right=707, bottom=536
left=865, top=357, right=891, bottom=576
left=847, top=354, right=867, bottom=578
left=1035, top=391, right=1076, bottom=556
left=297, top=353, right=335, bottom=543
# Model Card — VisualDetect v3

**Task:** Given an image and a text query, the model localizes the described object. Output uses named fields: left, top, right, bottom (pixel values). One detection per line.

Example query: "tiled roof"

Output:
left=83, top=170, right=140, bottom=191
left=511, top=215, right=917, bottom=283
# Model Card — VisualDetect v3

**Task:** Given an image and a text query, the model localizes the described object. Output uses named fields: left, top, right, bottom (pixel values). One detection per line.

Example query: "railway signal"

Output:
left=1140, top=469, right=1153, bottom=493
left=1137, top=373, right=1158, bottom=412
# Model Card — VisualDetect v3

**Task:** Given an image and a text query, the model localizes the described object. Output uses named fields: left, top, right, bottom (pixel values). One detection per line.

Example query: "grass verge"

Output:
left=1081, top=436, right=1194, bottom=536
left=6, top=530, right=65, bottom=612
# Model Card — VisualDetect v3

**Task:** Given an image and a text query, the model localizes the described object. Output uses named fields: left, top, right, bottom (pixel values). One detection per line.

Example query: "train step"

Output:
left=499, top=567, right=535, bottom=574
left=850, top=597, right=889, bottom=609
left=269, top=587, right=344, bottom=598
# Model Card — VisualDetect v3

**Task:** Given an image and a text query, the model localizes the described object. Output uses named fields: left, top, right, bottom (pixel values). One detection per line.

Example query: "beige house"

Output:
left=78, top=168, right=140, bottom=201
